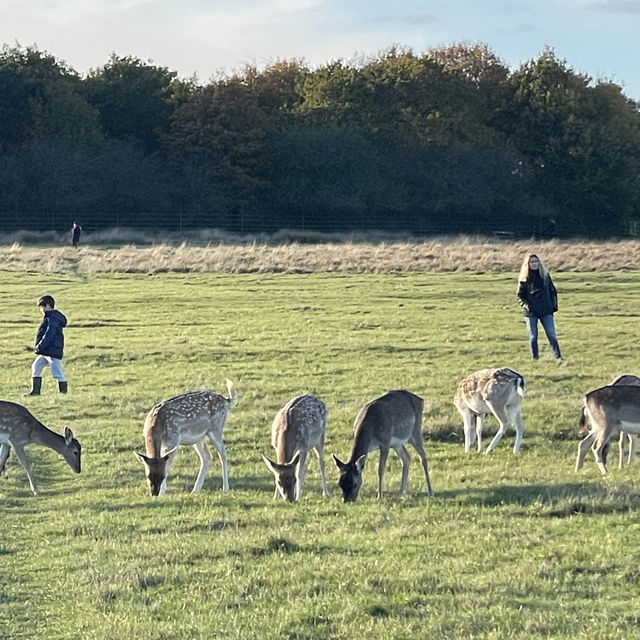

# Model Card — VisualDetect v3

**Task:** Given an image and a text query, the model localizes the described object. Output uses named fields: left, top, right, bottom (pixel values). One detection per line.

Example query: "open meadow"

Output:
left=2, top=238, right=640, bottom=639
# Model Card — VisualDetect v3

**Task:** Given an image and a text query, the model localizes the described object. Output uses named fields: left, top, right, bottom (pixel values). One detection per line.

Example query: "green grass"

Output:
left=2, top=269, right=640, bottom=639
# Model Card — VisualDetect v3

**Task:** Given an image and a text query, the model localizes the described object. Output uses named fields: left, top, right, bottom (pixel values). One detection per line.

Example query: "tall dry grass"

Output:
left=1, top=231, right=639, bottom=273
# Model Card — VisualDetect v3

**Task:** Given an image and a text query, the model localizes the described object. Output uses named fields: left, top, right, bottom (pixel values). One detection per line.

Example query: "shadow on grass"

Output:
left=437, top=481, right=640, bottom=516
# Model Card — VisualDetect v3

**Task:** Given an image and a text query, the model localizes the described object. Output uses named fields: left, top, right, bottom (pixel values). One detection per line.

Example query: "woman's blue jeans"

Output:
left=525, top=314, right=562, bottom=359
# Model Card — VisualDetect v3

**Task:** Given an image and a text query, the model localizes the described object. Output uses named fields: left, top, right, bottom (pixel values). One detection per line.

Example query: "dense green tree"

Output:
left=297, top=48, right=496, bottom=147
left=260, top=123, right=379, bottom=230
left=83, top=55, right=182, bottom=152
left=0, top=44, right=102, bottom=151
left=502, top=48, right=640, bottom=234
left=165, top=74, right=276, bottom=225
left=1, top=41, right=639, bottom=236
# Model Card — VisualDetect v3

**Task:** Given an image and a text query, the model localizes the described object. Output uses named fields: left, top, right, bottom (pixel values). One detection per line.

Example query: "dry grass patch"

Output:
left=1, top=234, right=640, bottom=273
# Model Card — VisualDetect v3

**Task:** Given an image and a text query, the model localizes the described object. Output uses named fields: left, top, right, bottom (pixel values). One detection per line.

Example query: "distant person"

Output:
left=517, top=253, right=563, bottom=360
left=71, top=222, right=82, bottom=248
left=25, top=295, right=68, bottom=395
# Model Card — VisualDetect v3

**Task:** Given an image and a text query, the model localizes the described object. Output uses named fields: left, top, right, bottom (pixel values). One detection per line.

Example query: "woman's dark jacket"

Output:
left=34, top=309, right=67, bottom=359
left=517, top=272, right=558, bottom=318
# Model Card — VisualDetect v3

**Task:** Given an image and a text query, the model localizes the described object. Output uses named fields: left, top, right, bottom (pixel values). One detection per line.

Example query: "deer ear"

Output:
left=134, top=452, right=150, bottom=464
left=289, top=452, right=300, bottom=467
left=161, top=447, right=178, bottom=462
left=262, top=454, right=277, bottom=473
left=355, top=455, right=367, bottom=473
left=64, top=427, right=74, bottom=443
left=333, top=454, right=346, bottom=469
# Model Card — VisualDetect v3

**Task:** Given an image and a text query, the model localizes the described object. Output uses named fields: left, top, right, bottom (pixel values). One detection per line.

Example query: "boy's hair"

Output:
left=38, top=295, right=55, bottom=308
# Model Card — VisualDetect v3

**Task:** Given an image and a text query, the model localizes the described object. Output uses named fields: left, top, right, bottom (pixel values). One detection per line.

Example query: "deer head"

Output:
left=62, top=427, right=82, bottom=473
left=262, top=453, right=300, bottom=502
left=135, top=448, right=177, bottom=496
left=333, top=454, right=366, bottom=502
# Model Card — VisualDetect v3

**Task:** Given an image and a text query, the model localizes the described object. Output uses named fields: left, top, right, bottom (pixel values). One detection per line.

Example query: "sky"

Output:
left=2, top=0, right=640, bottom=99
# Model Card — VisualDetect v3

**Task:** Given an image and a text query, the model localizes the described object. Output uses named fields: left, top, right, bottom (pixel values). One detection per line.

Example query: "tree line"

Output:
left=1, top=42, right=639, bottom=237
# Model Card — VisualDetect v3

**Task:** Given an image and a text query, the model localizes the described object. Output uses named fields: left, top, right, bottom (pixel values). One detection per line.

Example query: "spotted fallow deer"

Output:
left=262, top=394, right=330, bottom=502
left=454, top=368, right=526, bottom=454
left=0, top=401, right=81, bottom=495
left=576, top=381, right=640, bottom=475
left=135, top=380, right=236, bottom=496
left=333, top=389, right=434, bottom=502
left=610, top=374, right=640, bottom=468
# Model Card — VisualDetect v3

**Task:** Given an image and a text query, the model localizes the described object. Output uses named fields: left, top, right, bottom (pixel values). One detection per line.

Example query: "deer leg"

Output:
left=396, top=445, right=411, bottom=493
left=576, top=432, right=596, bottom=471
left=509, top=406, right=525, bottom=454
left=207, top=432, right=230, bottom=491
left=295, top=451, right=310, bottom=500
left=629, top=434, right=638, bottom=465
left=411, top=439, right=435, bottom=497
left=191, top=441, right=213, bottom=492
left=484, top=403, right=511, bottom=454
left=377, top=447, right=390, bottom=499
left=314, top=444, right=330, bottom=497
left=593, top=435, right=612, bottom=475
left=159, top=448, right=178, bottom=495
left=461, top=409, right=475, bottom=453
left=475, top=414, right=485, bottom=453
left=0, top=444, right=10, bottom=476
left=619, top=431, right=627, bottom=469
left=11, top=445, right=39, bottom=495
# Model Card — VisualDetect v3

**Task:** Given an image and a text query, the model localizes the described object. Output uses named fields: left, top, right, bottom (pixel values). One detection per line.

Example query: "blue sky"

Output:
left=2, top=0, right=639, bottom=99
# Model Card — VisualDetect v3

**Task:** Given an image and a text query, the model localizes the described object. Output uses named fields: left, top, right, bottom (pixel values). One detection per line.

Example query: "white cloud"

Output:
left=585, top=0, right=640, bottom=11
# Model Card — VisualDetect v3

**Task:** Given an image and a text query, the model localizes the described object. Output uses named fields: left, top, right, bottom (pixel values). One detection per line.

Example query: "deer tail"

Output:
left=516, top=374, right=526, bottom=398
left=225, top=379, right=238, bottom=405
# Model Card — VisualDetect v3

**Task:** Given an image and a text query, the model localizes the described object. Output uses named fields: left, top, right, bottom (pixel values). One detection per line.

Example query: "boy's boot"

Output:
left=58, top=381, right=68, bottom=394
left=25, top=377, right=42, bottom=396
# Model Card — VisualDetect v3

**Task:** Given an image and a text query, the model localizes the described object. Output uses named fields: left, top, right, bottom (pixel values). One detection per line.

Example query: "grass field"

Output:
left=2, top=251, right=640, bottom=639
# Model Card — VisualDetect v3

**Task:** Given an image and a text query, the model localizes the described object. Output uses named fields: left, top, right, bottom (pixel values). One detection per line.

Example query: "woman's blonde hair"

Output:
left=518, top=253, right=549, bottom=282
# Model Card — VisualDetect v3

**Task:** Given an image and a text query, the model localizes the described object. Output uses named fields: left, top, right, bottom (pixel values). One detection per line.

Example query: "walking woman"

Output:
left=517, top=253, right=563, bottom=360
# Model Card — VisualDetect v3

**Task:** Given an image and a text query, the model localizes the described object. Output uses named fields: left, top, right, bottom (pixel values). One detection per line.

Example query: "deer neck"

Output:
left=275, top=432, right=300, bottom=465
left=145, top=430, right=164, bottom=458
left=350, top=429, right=374, bottom=463
left=30, top=422, right=65, bottom=452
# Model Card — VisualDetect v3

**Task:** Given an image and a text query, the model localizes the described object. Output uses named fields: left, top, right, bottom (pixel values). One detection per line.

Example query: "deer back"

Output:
left=263, top=395, right=327, bottom=502
left=455, top=368, right=524, bottom=415
left=143, top=387, right=235, bottom=456
left=612, top=374, right=640, bottom=387
left=349, top=389, right=423, bottom=460
left=271, top=394, right=327, bottom=464
left=585, top=385, right=640, bottom=425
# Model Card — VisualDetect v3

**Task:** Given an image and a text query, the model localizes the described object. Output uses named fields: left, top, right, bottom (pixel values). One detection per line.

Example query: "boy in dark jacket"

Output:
left=26, top=295, right=68, bottom=395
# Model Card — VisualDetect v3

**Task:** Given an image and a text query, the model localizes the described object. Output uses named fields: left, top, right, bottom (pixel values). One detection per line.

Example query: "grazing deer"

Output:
left=333, top=389, right=434, bottom=502
left=575, top=384, right=640, bottom=474
left=0, top=401, right=81, bottom=495
left=135, top=380, right=236, bottom=496
left=576, top=380, right=640, bottom=474
left=611, top=374, right=640, bottom=468
left=454, top=368, right=526, bottom=454
left=262, top=394, right=329, bottom=502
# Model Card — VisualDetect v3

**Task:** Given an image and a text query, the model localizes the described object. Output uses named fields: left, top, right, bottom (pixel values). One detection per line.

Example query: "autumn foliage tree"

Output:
left=1, top=42, right=639, bottom=237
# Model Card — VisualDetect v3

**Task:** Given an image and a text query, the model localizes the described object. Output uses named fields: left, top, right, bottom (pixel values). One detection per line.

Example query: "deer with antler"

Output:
left=0, top=401, right=81, bottom=495
left=135, top=380, right=236, bottom=495
left=262, top=394, right=330, bottom=502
